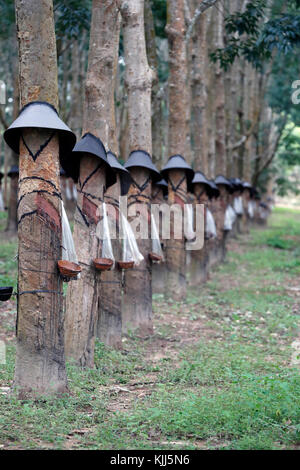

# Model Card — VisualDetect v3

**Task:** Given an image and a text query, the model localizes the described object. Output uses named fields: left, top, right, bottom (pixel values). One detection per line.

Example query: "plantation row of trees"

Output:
left=0, top=0, right=299, bottom=396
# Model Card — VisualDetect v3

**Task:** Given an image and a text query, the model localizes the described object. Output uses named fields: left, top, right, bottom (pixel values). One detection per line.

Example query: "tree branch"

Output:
left=185, top=0, right=220, bottom=42
left=252, top=115, right=288, bottom=184
left=227, top=109, right=260, bottom=151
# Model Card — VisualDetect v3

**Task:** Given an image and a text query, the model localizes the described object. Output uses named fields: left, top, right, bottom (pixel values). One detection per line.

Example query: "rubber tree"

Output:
left=65, top=0, right=120, bottom=366
left=213, top=4, right=226, bottom=177
left=190, top=179, right=209, bottom=286
left=97, top=9, right=122, bottom=349
left=99, top=154, right=122, bottom=349
left=120, top=0, right=155, bottom=335
left=144, top=0, right=162, bottom=168
left=12, top=0, right=68, bottom=396
left=164, top=0, right=188, bottom=302
left=190, top=1, right=209, bottom=175
left=151, top=180, right=167, bottom=294
left=212, top=5, right=227, bottom=263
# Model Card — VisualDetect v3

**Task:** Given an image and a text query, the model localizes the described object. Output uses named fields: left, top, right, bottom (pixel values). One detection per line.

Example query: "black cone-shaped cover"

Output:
left=107, top=151, right=132, bottom=195
left=243, top=181, right=252, bottom=189
left=161, top=155, right=194, bottom=186
left=124, top=150, right=161, bottom=182
left=192, top=171, right=213, bottom=196
left=192, top=171, right=211, bottom=186
left=7, top=165, right=19, bottom=177
left=72, top=133, right=116, bottom=189
left=230, top=177, right=244, bottom=191
left=4, top=101, right=76, bottom=179
left=215, top=175, right=233, bottom=192
left=153, top=178, right=168, bottom=196
left=107, top=151, right=128, bottom=175
left=0, top=286, right=13, bottom=302
left=208, top=180, right=220, bottom=199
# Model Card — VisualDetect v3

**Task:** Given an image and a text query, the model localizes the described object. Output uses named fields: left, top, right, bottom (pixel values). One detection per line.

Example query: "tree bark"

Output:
left=151, top=185, right=166, bottom=294
left=224, top=0, right=239, bottom=178
left=165, top=169, right=187, bottom=301
left=206, top=7, right=216, bottom=179
left=213, top=4, right=226, bottom=176
left=14, top=0, right=68, bottom=396
left=164, top=0, right=188, bottom=302
left=97, top=8, right=122, bottom=349
left=215, top=184, right=227, bottom=262
left=120, top=0, right=154, bottom=335
left=191, top=2, right=209, bottom=174
left=98, top=174, right=122, bottom=349
left=189, top=183, right=208, bottom=286
left=145, top=0, right=163, bottom=168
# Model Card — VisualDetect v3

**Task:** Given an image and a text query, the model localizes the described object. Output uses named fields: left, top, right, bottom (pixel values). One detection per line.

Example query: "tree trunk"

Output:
left=14, top=0, right=68, bottom=396
left=215, top=185, right=227, bottom=262
left=224, top=0, right=239, bottom=178
left=189, top=183, right=208, bottom=286
left=65, top=0, right=119, bottom=366
left=97, top=9, right=122, bottom=349
left=69, top=41, right=82, bottom=140
left=212, top=6, right=228, bottom=261
left=164, top=0, right=188, bottom=302
left=151, top=185, right=166, bottom=294
left=98, top=175, right=122, bottom=349
left=145, top=0, right=163, bottom=168
left=165, top=169, right=187, bottom=301
left=206, top=7, right=216, bottom=179
left=191, top=3, right=209, bottom=174
left=120, top=0, right=154, bottom=335
left=213, top=4, right=226, bottom=176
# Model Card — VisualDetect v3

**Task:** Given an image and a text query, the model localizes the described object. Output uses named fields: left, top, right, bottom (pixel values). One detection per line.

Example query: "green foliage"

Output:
left=0, top=237, right=18, bottom=290
left=54, top=0, right=91, bottom=41
left=259, top=14, right=300, bottom=55
left=271, top=124, right=300, bottom=197
left=0, top=1, right=15, bottom=41
left=211, top=0, right=300, bottom=69
left=112, top=371, right=300, bottom=450
left=151, top=0, right=167, bottom=39
left=226, top=0, right=267, bottom=36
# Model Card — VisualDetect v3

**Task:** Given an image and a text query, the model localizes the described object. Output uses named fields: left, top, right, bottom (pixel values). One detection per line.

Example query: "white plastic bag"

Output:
left=61, top=201, right=80, bottom=278
left=185, top=204, right=195, bottom=241
left=120, top=213, right=144, bottom=266
left=248, top=201, right=255, bottom=219
left=233, top=196, right=243, bottom=215
left=0, top=189, right=4, bottom=212
left=72, top=183, right=77, bottom=201
left=99, top=202, right=115, bottom=266
left=151, top=213, right=164, bottom=261
left=205, top=208, right=217, bottom=239
left=224, top=204, right=236, bottom=231
left=65, top=179, right=72, bottom=200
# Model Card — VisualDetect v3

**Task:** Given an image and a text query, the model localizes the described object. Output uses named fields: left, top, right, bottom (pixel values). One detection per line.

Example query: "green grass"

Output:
left=0, top=207, right=300, bottom=450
